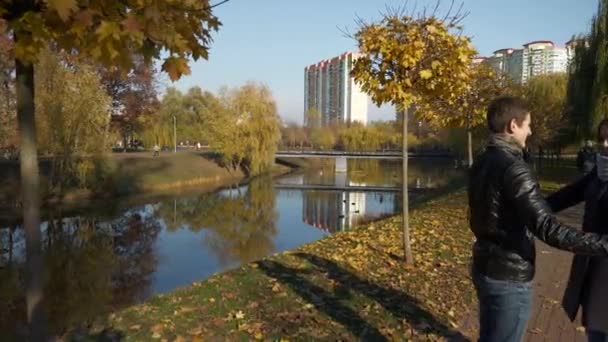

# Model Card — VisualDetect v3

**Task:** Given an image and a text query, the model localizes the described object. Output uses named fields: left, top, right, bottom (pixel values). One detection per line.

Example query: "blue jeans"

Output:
left=472, top=271, right=533, bottom=342
left=587, top=330, right=608, bottom=342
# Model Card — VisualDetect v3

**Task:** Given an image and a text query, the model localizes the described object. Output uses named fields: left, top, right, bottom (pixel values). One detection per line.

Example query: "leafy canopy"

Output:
left=0, top=0, right=221, bottom=80
left=351, top=13, right=477, bottom=110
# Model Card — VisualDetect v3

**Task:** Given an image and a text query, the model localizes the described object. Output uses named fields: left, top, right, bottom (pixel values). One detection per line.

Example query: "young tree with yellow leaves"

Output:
left=350, top=6, right=476, bottom=264
left=0, top=1, right=221, bottom=338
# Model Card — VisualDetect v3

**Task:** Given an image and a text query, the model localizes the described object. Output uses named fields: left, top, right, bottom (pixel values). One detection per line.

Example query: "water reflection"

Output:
left=0, top=159, right=463, bottom=336
left=0, top=209, right=161, bottom=336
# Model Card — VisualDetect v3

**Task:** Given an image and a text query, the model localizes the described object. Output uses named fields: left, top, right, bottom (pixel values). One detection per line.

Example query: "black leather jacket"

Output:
left=468, top=134, right=608, bottom=282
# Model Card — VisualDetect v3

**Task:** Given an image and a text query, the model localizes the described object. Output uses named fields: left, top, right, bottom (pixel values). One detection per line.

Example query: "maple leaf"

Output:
left=162, top=56, right=191, bottom=81
left=45, top=0, right=78, bottom=21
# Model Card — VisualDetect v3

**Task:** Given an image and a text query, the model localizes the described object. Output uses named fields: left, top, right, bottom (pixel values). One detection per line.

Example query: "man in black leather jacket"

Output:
left=468, top=96, right=608, bottom=342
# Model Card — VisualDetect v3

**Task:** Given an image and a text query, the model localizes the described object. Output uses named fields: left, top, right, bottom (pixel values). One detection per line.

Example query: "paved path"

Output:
left=460, top=204, right=587, bottom=342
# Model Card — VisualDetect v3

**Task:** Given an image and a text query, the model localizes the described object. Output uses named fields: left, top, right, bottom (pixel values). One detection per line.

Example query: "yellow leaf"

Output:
left=419, top=70, right=432, bottom=80
left=162, top=57, right=191, bottom=81
left=46, top=0, right=78, bottom=21
left=426, top=24, right=438, bottom=34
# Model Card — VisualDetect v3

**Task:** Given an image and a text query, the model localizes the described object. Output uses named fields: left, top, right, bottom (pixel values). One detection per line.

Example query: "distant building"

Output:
left=472, top=56, right=487, bottom=64
left=482, top=40, right=572, bottom=84
left=304, top=52, right=368, bottom=127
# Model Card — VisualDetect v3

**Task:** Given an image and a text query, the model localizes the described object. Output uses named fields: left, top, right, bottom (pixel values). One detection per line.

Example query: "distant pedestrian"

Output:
left=577, top=140, right=596, bottom=174
left=153, top=144, right=160, bottom=157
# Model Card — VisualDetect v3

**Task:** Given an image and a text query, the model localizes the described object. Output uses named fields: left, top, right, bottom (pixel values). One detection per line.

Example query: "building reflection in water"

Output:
left=302, top=185, right=396, bottom=233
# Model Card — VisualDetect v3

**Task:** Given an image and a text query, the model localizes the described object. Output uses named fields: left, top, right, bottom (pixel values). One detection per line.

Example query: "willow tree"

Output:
left=350, top=6, right=476, bottom=264
left=566, top=0, right=608, bottom=141
left=211, top=82, right=282, bottom=176
left=0, top=1, right=220, bottom=338
left=524, top=74, right=568, bottom=150
left=417, top=63, right=506, bottom=166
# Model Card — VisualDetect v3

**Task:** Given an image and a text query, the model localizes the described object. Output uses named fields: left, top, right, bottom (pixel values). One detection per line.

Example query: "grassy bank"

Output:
left=0, top=152, right=290, bottom=208
left=74, top=183, right=475, bottom=341
left=0, top=152, right=293, bottom=224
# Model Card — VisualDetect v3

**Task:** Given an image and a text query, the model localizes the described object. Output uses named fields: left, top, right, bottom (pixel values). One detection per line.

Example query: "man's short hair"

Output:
left=487, top=96, right=530, bottom=133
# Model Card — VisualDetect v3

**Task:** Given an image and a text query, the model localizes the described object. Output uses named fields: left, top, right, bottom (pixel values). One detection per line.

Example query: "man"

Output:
left=468, top=96, right=608, bottom=342
left=577, top=140, right=596, bottom=174
left=153, top=143, right=160, bottom=157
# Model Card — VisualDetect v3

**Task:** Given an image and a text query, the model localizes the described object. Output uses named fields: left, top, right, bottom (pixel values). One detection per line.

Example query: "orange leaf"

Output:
left=45, top=0, right=78, bottom=21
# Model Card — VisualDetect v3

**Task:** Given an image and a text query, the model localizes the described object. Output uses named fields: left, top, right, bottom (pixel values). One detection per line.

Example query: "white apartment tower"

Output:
left=485, top=40, right=571, bottom=84
left=304, top=52, right=368, bottom=127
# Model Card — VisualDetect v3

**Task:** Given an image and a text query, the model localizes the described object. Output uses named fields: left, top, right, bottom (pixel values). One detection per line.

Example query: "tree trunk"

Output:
left=466, top=114, right=473, bottom=168
left=402, top=106, right=413, bottom=264
left=16, top=56, right=47, bottom=340
left=102, top=113, right=111, bottom=152
left=467, top=128, right=473, bottom=168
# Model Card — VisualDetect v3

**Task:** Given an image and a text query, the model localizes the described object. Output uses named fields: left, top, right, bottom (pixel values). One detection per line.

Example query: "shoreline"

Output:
left=0, top=154, right=309, bottom=226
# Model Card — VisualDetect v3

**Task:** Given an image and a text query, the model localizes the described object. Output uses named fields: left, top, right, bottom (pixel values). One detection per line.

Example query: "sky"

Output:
left=163, top=0, right=599, bottom=124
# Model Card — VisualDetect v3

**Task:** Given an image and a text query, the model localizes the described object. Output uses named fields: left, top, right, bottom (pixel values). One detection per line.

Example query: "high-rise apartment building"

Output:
left=304, top=52, right=368, bottom=127
left=484, top=40, right=571, bottom=84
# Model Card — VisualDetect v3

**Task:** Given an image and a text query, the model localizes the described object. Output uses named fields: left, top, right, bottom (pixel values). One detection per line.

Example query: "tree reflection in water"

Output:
left=154, top=175, right=278, bottom=266
left=0, top=207, right=162, bottom=337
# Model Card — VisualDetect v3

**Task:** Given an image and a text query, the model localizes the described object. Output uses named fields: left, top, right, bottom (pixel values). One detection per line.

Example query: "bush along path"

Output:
left=80, top=189, right=476, bottom=341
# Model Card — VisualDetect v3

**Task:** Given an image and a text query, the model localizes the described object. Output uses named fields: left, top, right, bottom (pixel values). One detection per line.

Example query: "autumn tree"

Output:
left=210, top=82, right=282, bottom=176
left=0, top=1, right=220, bottom=338
left=416, top=63, right=507, bottom=166
left=181, top=86, right=221, bottom=145
left=99, top=58, right=159, bottom=150
left=338, top=122, right=383, bottom=151
left=0, top=24, right=15, bottom=149
left=350, top=6, right=476, bottom=263
left=310, top=126, right=337, bottom=150
left=305, top=107, right=322, bottom=129
left=34, top=48, right=112, bottom=190
left=280, top=122, right=300, bottom=149
left=523, top=74, right=568, bottom=151
left=280, top=122, right=308, bottom=150
left=144, top=87, right=185, bottom=148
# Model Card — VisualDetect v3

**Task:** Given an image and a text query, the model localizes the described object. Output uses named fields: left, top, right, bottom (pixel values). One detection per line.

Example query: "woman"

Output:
left=547, top=119, right=608, bottom=342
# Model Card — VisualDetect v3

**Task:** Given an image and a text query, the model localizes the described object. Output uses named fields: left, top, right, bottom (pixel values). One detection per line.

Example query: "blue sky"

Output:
left=164, top=0, right=598, bottom=124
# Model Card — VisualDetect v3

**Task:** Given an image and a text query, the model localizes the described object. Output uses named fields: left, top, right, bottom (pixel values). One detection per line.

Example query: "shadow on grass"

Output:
left=256, top=253, right=471, bottom=341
